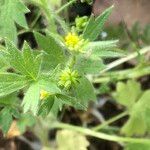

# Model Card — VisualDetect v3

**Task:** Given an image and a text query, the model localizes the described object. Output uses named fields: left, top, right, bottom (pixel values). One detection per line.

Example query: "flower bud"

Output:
left=75, top=16, right=88, bottom=32
left=59, top=68, right=80, bottom=89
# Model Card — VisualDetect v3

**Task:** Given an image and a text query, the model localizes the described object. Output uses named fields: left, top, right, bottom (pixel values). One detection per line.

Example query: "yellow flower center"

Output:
left=40, top=90, right=49, bottom=100
left=65, top=32, right=80, bottom=49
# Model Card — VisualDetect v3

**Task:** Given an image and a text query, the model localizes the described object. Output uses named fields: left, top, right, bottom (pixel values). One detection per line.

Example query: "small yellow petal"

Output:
left=65, top=32, right=80, bottom=49
left=40, top=90, right=49, bottom=100
left=65, top=32, right=88, bottom=53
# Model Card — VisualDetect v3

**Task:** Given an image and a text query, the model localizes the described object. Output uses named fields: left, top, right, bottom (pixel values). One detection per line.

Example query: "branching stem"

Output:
left=52, top=122, right=150, bottom=144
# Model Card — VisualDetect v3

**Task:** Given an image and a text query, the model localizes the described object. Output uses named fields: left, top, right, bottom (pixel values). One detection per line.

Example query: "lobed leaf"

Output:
left=22, top=78, right=60, bottom=115
left=83, top=6, right=113, bottom=41
left=0, top=107, right=18, bottom=134
left=22, top=82, right=40, bottom=115
left=122, top=90, right=150, bottom=136
left=73, top=76, right=96, bottom=107
left=0, top=73, right=29, bottom=97
left=6, top=40, right=42, bottom=80
left=0, top=0, right=29, bottom=43
left=0, top=107, right=13, bottom=133
left=114, top=80, right=142, bottom=108
left=75, top=56, right=105, bottom=74
left=38, top=79, right=61, bottom=94
left=57, top=94, right=87, bottom=110
left=34, top=32, right=66, bottom=71
left=84, top=40, right=125, bottom=58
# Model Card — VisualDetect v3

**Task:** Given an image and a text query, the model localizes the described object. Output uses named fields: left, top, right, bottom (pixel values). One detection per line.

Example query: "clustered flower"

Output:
left=58, top=68, right=80, bottom=89
left=65, top=32, right=88, bottom=53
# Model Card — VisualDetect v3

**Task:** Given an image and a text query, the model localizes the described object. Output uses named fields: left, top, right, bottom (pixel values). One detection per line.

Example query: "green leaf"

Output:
left=73, top=76, right=96, bottom=107
left=0, top=107, right=13, bottom=133
left=34, top=32, right=66, bottom=70
left=142, top=24, right=150, bottom=44
left=0, top=73, right=29, bottom=97
left=84, top=40, right=125, bottom=58
left=0, top=48, right=9, bottom=71
left=0, top=0, right=29, bottom=43
left=10, top=107, right=20, bottom=119
left=0, top=93, right=19, bottom=106
left=85, top=40, right=118, bottom=51
left=122, top=110, right=147, bottom=136
left=114, top=80, right=142, bottom=108
left=91, top=50, right=125, bottom=58
left=22, top=82, right=40, bottom=115
left=50, top=97, right=63, bottom=117
left=38, top=96, right=55, bottom=117
left=39, top=79, right=61, bottom=94
left=83, top=6, right=113, bottom=41
left=125, top=143, right=150, bottom=150
left=17, top=113, right=36, bottom=133
left=22, top=42, right=42, bottom=79
left=75, top=56, right=105, bottom=74
left=6, top=40, right=42, bottom=80
left=145, top=109, right=150, bottom=131
left=122, top=90, right=150, bottom=136
left=22, top=78, right=60, bottom=115
left=56, top=129, right=89, bottom=150
left=57, top=94, right=86, bottom=110
left=49, top=64, right=62, bottom=81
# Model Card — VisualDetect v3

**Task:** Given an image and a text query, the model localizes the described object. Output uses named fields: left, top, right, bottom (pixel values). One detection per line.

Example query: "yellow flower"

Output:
left=65, top=32, right=87, bottom=53
left=65, top=32, right=80, bottom=49
left=40, top=90, right=50, bottom=100
left=59, top=68, right=80, bottom=88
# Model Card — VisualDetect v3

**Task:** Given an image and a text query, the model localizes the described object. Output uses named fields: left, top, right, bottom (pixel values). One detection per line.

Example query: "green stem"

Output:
left=31, top=0, right=57, bottom=33
left=30, top=10, right=42, bottom=28
left=93, top=66, right=150, bottom=83
left=68, top=55, right=76, bottom=69
left=42, top=5, right=57, bottom=33
left=53, top=122, right=150, bottom=144
left=92, top=111, right=128, bottom=131
left=99, top=46, right=150, bottom=74
left=56, top=0, right=76, bottom=14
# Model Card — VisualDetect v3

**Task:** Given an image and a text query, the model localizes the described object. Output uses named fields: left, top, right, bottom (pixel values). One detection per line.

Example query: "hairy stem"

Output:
left=52, top=122, right=150, bottom=144
left=93, top=66, right=150, bottom=83
left=92, top=111, right=128, bottom=131
left=56, top=0, right=76, bottom=14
